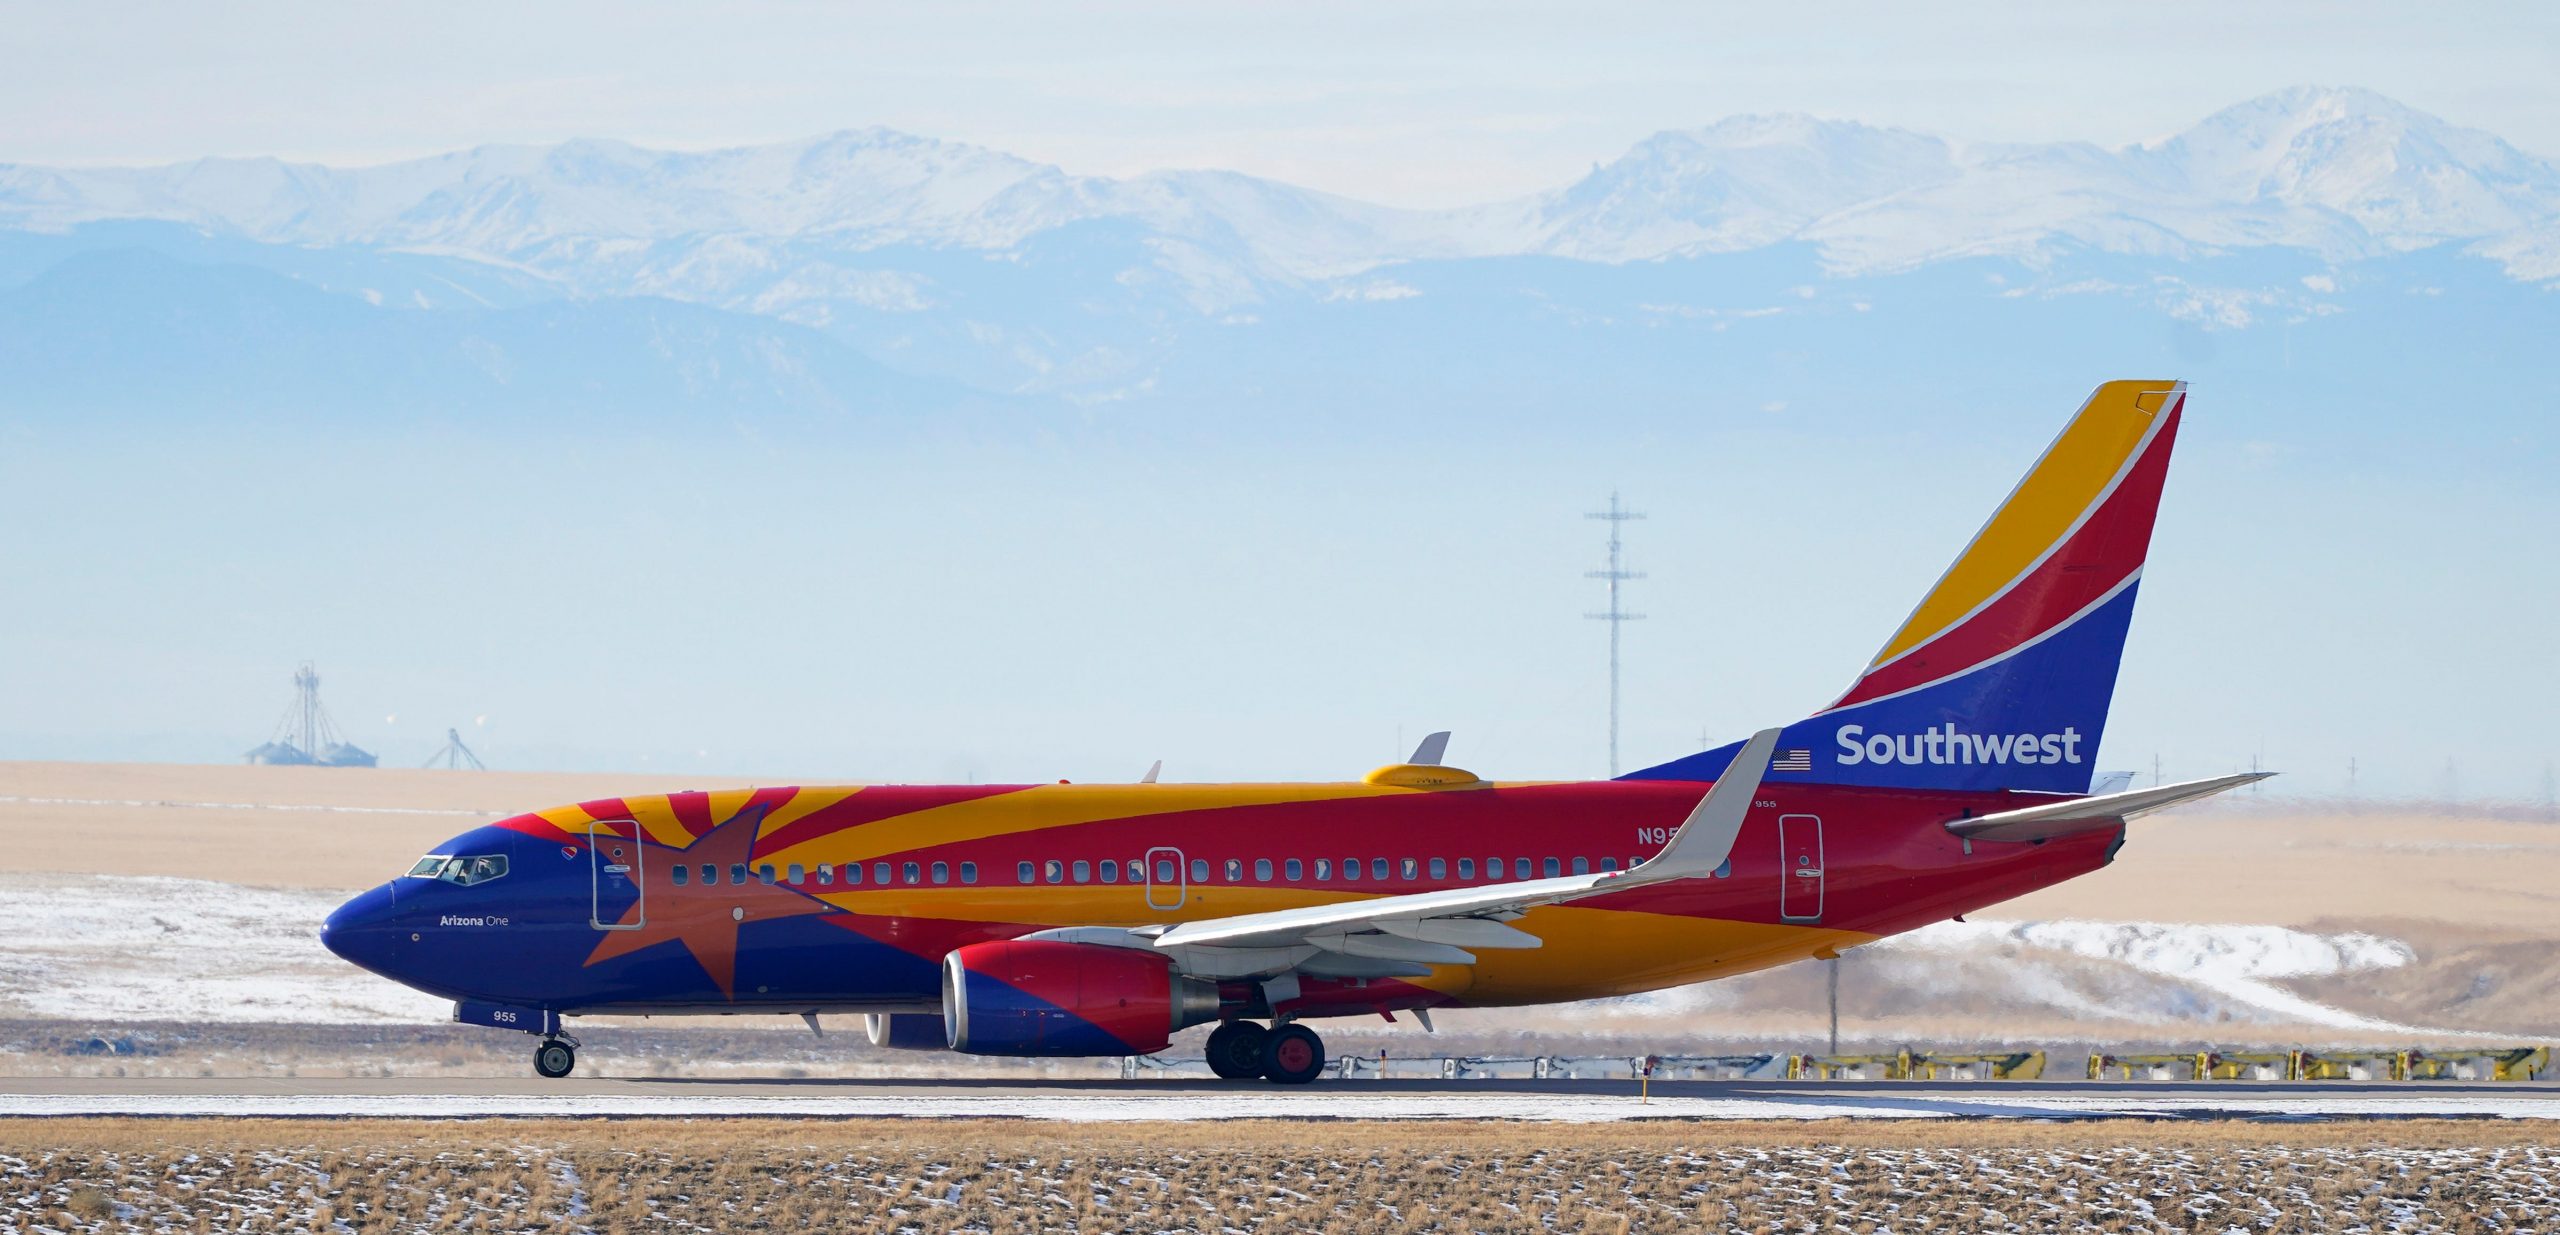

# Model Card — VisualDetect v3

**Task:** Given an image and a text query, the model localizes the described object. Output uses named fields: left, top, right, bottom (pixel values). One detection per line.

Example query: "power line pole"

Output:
left=1585, top=493, right=1645, bottom=777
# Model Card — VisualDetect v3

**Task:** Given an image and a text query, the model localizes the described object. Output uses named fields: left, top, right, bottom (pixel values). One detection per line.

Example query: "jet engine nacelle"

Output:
left=942, top=939, right=1220, bottom=1057
left=863, top=1012, right=948, bottom=1051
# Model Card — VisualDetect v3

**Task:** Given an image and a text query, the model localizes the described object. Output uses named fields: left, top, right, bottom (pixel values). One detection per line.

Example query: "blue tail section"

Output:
left=1625, top=380, right=2187, bottom=793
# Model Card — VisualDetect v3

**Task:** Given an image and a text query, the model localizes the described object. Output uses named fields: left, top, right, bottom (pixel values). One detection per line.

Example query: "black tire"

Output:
left=534, top=1040, right=576, bottom=1079
left=1259, top=1023, right=1326, bottom=1085
left=1205, top=1021, right=1269, bottom=1080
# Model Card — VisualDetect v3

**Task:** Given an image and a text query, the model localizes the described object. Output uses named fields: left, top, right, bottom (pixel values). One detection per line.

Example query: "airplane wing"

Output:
left=1031, top=730, right=1781, bottom=979
left=1943, top=771, right=2273, bottom=843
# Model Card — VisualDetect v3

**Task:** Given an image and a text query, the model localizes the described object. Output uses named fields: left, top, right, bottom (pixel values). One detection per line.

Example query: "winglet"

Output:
left=1639, top=727, right=1781, bottom=878
left=1139, top=760, right=1162, bottom=784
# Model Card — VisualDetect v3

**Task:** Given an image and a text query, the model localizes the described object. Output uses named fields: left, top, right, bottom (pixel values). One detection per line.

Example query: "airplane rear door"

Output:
left=589, top=819, right=645, bottom=931
left=1778, top=814, right=1824, bottom=922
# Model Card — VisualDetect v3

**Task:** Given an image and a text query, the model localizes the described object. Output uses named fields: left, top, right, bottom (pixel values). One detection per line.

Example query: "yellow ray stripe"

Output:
left=761, top=783, right=1413, bottom=868
left=1870, top=379, right=2176, bottom=667
left=755, top=786, right=865, bottom=839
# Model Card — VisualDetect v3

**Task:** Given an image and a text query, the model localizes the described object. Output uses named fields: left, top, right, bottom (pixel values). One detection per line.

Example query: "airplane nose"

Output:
left=321, top=882, right=403, bottom=975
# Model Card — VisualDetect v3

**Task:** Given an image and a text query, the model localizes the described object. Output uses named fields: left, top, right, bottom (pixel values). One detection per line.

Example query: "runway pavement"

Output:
left=6, top=1075, right=2559, bottom=1121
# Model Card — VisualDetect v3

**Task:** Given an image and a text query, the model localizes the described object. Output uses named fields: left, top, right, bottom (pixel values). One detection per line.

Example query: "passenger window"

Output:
left=1371, top=858, right=1389, bottom=881
left=1543, top=857, right=1561, bottom=878
left=788, top=863, right=806, bottom=885
left=1600, top=857, right=1619, bottom=872
left=1341, top=858, right=1359, bottom=882
left=1191, top=859, right=1209, bottom=882
left=960, top=862, right=978, bottom=885
left=1285, top=858, right=1303, bottom=881
left=817, top=864, right=834, bottom=885
left=1224, top=858, right=1243, bottom=881
left=1399, top=858, right=1417, bottom=880
left=1255, top=859, right=1273, bottom=882
left=1486, top=857, right=1504, bottom=879
left=1458, top=858, right=1475, bottom=879
left=1044, top=860, right=1064, bottom=884
left=1516, top=856, right=1531, bottom=879
left=1572, top=857, right=1590, bottom=876
left=901, top=861, right=920, bottom=884
left=1155, top=859, right=1175, bottom=882
left=731, top=863, right=748, bottom=885
left=1072, top=860, right=1091, bottom=883
left=1429, top=857, right=1446, bottom=879
left=1018, top=861, right=1036, bottom=883
left=758, top=864, right=777, bottom=885
left=1099, top=860, right=1118, bottom=884
left=1714, top=858, right=1732, bottom=879
left=1315, top=859, right=1332, bottom=881
left=844, top=863, right=862, bottom=886
left=700, top=863, right=715, bottom=885
left=672, top=864, right=690, bottom=887
left=932, top=861, right=949, bottom=885
left=873, top=862, right=891, bottom=885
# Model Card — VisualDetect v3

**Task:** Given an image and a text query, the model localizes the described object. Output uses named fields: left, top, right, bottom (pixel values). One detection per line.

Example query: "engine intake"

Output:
left=943, top=939, right=1220, bottom=1057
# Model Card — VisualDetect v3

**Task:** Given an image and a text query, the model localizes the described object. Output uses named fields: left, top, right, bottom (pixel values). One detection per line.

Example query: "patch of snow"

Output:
left=1887, top=919, right=2425, bottom=1033
left=0, top=874, right=445, bottom=1023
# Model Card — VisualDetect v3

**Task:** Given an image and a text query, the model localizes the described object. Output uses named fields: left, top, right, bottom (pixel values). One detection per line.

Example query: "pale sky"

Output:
left=6, top=2, right=2558, bottom=206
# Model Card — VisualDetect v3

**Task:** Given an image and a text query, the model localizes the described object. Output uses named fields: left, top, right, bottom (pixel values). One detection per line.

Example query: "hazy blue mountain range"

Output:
left=2, top=86, right=2555, bottom=419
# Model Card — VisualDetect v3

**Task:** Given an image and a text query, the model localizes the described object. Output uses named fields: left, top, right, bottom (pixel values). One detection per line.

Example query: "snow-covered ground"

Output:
left=0, top=875, right=444, bottom=1024
left=6, top=1087, right=2560, bottom=1121
left=1876, top=919, right=2433, bottom=1034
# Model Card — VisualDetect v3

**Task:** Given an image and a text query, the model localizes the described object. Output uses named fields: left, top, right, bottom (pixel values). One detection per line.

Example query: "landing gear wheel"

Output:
left=1205, top=1021, right=1269, bottom=1080
left=534, top=1039, right=576, bottom=1079
left=1259, top=1023, right=1326, bottom=1085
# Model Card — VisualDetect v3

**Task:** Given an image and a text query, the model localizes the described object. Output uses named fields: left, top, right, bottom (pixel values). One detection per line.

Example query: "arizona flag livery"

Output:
left=325, top=380, right=2260, bottom=1084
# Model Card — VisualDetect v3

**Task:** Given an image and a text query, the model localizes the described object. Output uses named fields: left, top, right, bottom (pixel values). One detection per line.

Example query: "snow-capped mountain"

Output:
left=1, top=87, right=2554, bottom=410
left=9, top=86, right=2552, bottom=290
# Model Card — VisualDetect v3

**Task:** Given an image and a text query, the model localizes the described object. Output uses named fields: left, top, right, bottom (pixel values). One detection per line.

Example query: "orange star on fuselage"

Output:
left=582, top=807, right=836, bottom=998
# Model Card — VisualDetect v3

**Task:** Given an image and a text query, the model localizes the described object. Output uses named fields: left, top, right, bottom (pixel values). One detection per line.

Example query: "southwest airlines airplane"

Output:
left=324, top=379, right=2264, bottom=1083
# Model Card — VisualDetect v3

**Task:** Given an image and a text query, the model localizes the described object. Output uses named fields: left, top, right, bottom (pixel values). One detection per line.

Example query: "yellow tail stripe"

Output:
left=1869, top=380, right=2175, bottom=667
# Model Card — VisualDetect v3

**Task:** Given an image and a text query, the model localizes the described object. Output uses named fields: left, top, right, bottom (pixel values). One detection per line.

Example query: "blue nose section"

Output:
left=321, top=882, right=404, bottom=978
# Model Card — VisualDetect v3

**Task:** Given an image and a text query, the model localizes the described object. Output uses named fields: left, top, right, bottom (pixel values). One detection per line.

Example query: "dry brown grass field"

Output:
left=3, top=1118, right=2555, bottom=1234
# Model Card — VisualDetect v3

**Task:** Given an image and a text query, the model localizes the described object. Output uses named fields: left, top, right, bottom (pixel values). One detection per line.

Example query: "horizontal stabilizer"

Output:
left=1946, top=772, right=2273, bottom=843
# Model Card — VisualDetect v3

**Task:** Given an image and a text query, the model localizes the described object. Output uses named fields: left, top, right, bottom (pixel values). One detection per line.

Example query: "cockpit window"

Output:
left=403, top=854, right=510, bottom=886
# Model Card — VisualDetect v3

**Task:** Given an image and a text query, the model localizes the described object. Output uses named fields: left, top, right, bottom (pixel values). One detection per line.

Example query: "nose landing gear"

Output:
left=533, top=1036, right=579, bottom=1079
left=1203, top=1020, right=1327, bottom=1084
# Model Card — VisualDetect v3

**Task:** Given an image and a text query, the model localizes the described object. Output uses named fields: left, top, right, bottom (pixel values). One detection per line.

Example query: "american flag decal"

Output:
left=1771, top=749, right=1813, bottom=772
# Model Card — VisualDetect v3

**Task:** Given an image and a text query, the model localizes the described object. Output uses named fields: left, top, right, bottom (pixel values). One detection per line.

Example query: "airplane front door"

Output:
left=589, top=819, right=645, bottom=931
left=1143, top=845, right=1186, bottom=911
left=1778, top=814, right=1824, bottom=922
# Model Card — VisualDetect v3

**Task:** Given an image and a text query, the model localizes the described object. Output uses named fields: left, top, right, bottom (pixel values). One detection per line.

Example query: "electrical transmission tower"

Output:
left=424, top=727, right=486, bottom=771
left=1585, top=492, right=1645, bottom=777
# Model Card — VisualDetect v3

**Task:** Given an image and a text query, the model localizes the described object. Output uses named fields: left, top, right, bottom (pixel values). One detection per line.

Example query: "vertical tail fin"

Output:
left=1630, top=380, right=2188, bottom=793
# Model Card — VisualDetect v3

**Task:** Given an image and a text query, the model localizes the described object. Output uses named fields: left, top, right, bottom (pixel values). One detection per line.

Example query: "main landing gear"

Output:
left=1205, top=1020, right=1327, bottom=1085
left=533, top=1036, right=579, bottom=1079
